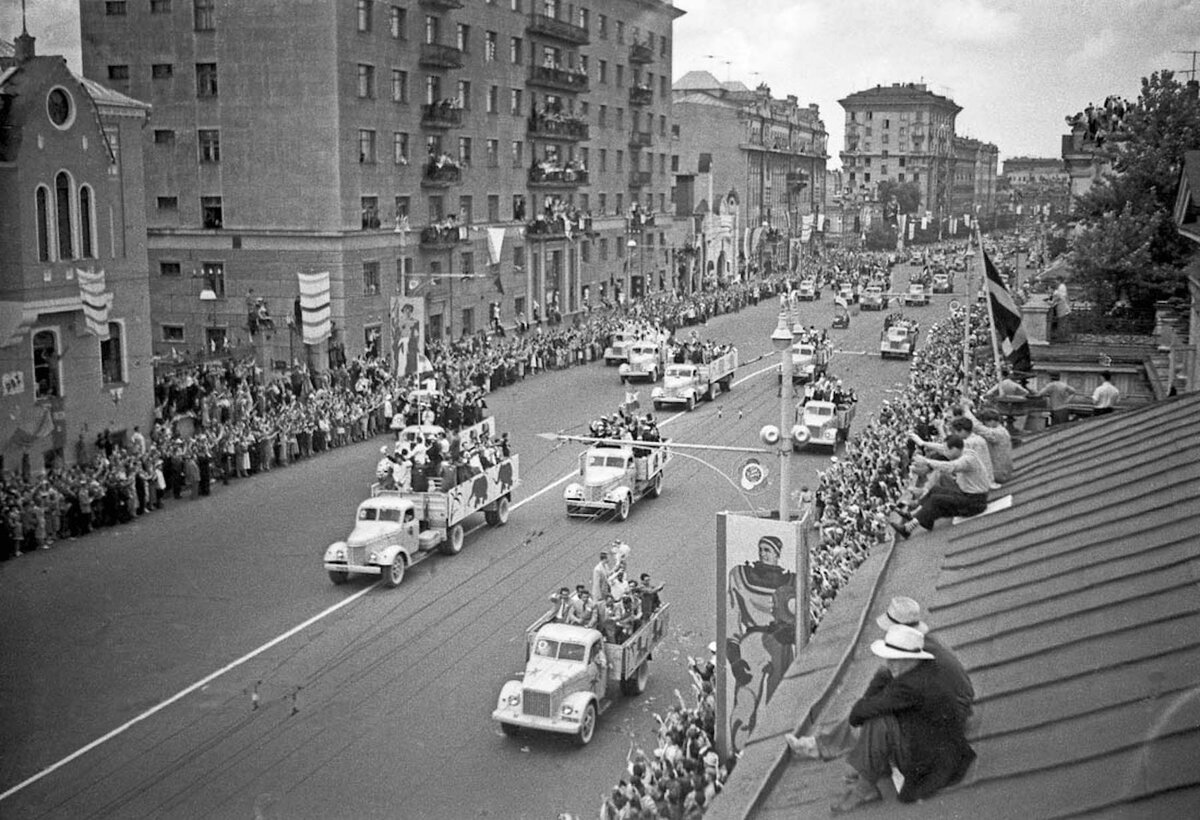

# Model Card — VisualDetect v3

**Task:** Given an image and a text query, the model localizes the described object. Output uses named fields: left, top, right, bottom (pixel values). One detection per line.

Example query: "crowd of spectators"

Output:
left=1065, top=95, right=1132, bottom=148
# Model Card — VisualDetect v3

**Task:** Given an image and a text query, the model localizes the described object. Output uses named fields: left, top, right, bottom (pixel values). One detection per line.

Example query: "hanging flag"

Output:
left=297, top=271, right=332, bottom=345
left=983, top=250, right=1032, bottom=373
left=486, top=226, right=506, bottom=266
left=76, top=268, right=113, bottom=340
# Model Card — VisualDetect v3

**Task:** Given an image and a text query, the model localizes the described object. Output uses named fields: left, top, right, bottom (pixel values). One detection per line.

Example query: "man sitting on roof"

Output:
left=891, top=434, right=990, bottom=539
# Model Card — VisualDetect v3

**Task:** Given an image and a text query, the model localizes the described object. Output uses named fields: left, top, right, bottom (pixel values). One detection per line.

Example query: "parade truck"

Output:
left=323, top=454, right=519, bottom=587
left=790, top=340, right=831, bottom=384
left=618, top=340, right=670, bottom=383
left=798, top=279, right=819, bottom=300
left=860, top=285, right=886, bottom=311
left=932, top=271, right=954, bottom=293
left=564, top=442, right=669, bottom=521
left=604, top=326, right=667, bottom=366
left=492, top=602, right=671, bottom=745
left=793, top=399, right=856, bottom=451
left=904, top=282, right=930, bottom=306
left=880, top=319, right=919, bottom=359
left=651, top=347, right=738, bottom=411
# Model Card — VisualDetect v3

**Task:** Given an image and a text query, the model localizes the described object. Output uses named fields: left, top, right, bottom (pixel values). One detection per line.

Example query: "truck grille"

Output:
left=348, top=545, right=368, bottom=565
left=523, top=690, right=554, bottom=718
left=587, top=485, right=608, bottom=502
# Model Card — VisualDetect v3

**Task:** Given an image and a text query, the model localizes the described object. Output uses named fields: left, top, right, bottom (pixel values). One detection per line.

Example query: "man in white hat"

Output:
left=823, top=624, right=975, bottom=813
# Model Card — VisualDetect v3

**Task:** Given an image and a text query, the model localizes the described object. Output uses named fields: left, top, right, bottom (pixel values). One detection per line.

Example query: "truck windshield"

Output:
left=533, top=638, right=560, bottom=658
left=378, top=508, right=402, bottom=522
left=559, top=642, right=587, bottom=662
left=357, top=508, right=379, bottom=521
left=588, top=454, right=627, bottom=469
left=666, top=366, right=692, bottom=378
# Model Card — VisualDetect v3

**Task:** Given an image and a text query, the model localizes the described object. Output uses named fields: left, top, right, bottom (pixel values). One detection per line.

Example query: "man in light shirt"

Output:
left=892, top=435, right=990, bottom=539
left=1092, top=371, right=1119, bottom=415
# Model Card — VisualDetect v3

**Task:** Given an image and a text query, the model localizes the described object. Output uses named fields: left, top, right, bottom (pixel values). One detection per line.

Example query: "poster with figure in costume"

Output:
left=390, top=296, right=425, bottom=378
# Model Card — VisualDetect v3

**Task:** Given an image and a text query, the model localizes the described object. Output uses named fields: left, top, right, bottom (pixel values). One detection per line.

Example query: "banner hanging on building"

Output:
left=297, top=271, right=331, bottom=345
left=76, top=268, right=112, bottom=340
left=390, top=296, right=431, bottom=378
left=486, top=227, right=506, bottom=266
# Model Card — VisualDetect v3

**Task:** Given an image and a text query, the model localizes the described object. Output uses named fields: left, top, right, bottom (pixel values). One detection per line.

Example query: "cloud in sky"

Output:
left=4, top=0, right=1200, bottom=168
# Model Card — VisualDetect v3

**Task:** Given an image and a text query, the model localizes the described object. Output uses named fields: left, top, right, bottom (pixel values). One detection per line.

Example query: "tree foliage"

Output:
left=877, top=180, right=923, bottom=215
left=1069, top=71, right=1200, bottom=311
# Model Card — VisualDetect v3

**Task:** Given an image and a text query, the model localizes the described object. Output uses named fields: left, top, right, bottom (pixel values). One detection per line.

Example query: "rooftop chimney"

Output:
left=14, top=30, right=36, bottom=62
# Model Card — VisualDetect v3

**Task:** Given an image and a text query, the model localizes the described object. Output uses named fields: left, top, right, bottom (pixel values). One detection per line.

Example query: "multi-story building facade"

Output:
left=0, top=31, right=154, bottom=469
left=671, top=71, right=827, bottom=281
left=80, top=0, right=683, bottom=367
left=950, top=136, right=999, bottom=225
left=1002, top=156, right=1070, bottom=218
left=838, top=83, right=960, bottom=226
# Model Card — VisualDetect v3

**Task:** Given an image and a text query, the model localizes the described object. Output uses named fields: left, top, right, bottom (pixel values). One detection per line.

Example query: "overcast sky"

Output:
left=5, top=0, right=1199, bottom=168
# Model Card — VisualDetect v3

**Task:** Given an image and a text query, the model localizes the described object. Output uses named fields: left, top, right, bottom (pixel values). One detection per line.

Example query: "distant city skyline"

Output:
left=5, top=0, right=1199, bottom=167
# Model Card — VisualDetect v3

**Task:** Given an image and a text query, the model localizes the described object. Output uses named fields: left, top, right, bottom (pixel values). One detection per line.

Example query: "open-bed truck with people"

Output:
left=492, top=602, right=671, bottom=745
left=323, top=454, right=519, bottom=587
left=564, top=442, right=668, bottom=521
left=651, top=347, right=738, bottom=411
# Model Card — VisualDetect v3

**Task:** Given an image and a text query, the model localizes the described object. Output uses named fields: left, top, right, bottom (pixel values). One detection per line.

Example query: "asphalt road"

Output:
left=0, top=268, right=953, bottom=819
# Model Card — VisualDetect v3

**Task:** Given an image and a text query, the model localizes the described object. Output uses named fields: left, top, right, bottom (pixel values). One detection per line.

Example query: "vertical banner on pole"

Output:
left=716, top=512, right=801, bottom=758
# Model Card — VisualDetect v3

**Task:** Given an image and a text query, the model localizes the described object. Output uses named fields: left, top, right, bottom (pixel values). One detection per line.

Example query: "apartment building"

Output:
left=0, top=31, right=154, bottom=468
left=1002, top=156, right=1070, bottom=217
left=80, top=0, right=683, bottom=367
left=950, top=135, right=999, bottom=224
left=672, top=71, right=827, bottom=282
left=838, top=82, right=961, bottom=222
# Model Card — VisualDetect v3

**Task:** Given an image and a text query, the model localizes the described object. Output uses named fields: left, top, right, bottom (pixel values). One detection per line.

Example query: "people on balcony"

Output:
left=529, top=101, right=587, bottom=138
left=421, top=214, right=466, bottom=245
left=424, top=151, right=461, bottom=181
left=529, top=155, right=587, bottom=184
left=526, top=195, right=590, bottom=237
left=424, top=98, right=463, bottom=122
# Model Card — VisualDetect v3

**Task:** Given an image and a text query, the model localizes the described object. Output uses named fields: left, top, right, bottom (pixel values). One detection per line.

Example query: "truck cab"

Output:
left=790, top=341, right=829, bottom=384
left=904, top=282, right=930, bottom=306
left=618, top=341, right=666, bottom=382
left=564, top=443, right=666, bottom=521
left=932, top=272, right=953, bottom=293
left=881, top=321, right=918, bottom=358
left=603, top=331, right=638, bottom=366
left=798, top=279, right=818, bottom=300
left=323, top=494, right=420, bottom=587
left=861, top=285, right=885, bottom=311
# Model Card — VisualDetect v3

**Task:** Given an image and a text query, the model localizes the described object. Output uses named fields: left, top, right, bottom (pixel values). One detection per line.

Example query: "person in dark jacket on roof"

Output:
left=828, top=624, right=976, bottom=813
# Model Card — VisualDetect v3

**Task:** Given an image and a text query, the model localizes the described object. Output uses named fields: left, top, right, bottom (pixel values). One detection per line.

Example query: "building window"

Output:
left=425, top=75, right=441, bottom=104
left=100, top=322, right=125, bottom=385
left=160, top=261, right=182, bottom=276
left=201, top=261, right=224, bottom=295
left=105, top=1, right=127, bottom=15
left=359, top=129, right=377, bottom=163
left=599, top=148, right=607, bottom=172
left=389, top=6, right=407, bottom=39
left=156, top=196, right=178, bottom=211
left=513, top=244, right=525, bottom=271
left=362, top=196, right=381, bottom=228
left=358, top=64, right=376, bottom=98
left=32, top=330, right=61, bottom=399
left=193, top=0, right=215, bottom=30
left=459, top=196, right=474, bottom=224
left=424, top=15, right=439, bottom=44
left=599, top=237, right=608, bottom=259
left=35, top=186, right=51, bottom=262
left=457, top=80, right=471, bottom=108
left=201, top=196, right=223, bottom=229
left=486, top=139, right=499, bottom=167
left=510, top=88, right=522, bottom=115
left=198, top=129, right=220, bottom=162
left=616, top=20, right=624, bottom=43
left=79, top=185, right=95, bottom=258
left=357, top=0, right=373, bottom=32
left=456, top=23, right=470, bottom=51
left=391, top=131, right=408, bottom=165
left=161, top=324, right=185, bottom=343
left=510, top=36, right=523, bottom=64
left=617, top=108, right=624, bottom=129
left=598, top=192, right=607, bottom=213
left=107, top=65, right=129, bottom=81
left=54, top=172, right=74, bottom=260
left=598, top=14, right=608, bottom=37
left=152, top=63, right=174, bottom=79
left=153, top=129, right=175, bottom=145
left=196, top=63, right=218, bottom=97
left=511, top=140, right=523, bottom=168
left=363, top=261, right=381, bottom=296
left=599, top=60, right=607, bottom=84
left=671, top=155, right=678, bottom=172
left=460, top=251, right=474, bottom=275
left=487, top=194, right=500, bottom=222
left=485, top=31, right=497, bottom=61
left=458, top=136, right=472, bottom=166
left=598, top=105, right=607, bottom=127
left=392, top=69, right=409, bottom=103
left=615, top=64, right=624, bottom=88
left=487, top=85, right=498, bottom=113
left=512, top=194, right=526, bottom=220
left=616, top=150, right=624, bottom=172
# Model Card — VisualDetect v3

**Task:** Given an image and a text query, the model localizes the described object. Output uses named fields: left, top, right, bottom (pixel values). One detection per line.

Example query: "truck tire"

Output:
left=620, top=662, right=650, bottom=696
left=685, top=395, right=695, bottom=412
left=499, top=722, right=519, bottom=737
left=575, top=702, right=597, bottom=746
left=382, top=555, right=406, bottom=588
left=704, top=384, right=714, bottom=402
left=616, top=495, right=631, bottom=522
left=441, top=523, right=464, bottom=555
left=328, top=569, right=349, bottom=585
left=493, top=496, right=510, bottom=525
left=653, top=401, right=662, bottom=411
left=722, top=377, right=733, bottom=392
left=648, top=472, right=663, bottom=499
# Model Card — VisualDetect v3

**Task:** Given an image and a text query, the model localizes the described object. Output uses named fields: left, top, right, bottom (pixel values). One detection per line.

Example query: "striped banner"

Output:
left=76, top=268, right=112, bottom=340
left=297, top=271, right=331, bottom=345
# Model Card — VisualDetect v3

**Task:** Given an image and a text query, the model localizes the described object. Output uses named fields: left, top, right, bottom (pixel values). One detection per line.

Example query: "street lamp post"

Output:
left=771, top=307, right=793, bottom=525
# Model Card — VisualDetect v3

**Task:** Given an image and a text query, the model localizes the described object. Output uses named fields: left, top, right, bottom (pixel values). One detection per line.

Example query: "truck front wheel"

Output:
left=499, top=722, right=519, bottom=738
left=620, top=662, right=650, bottom=696
left=441, top=523, right=465, bottom=555
left=328, top=569, right=349, bottom=585
left=575, top=702, right=597, bottom=746
left=616, top=495, right=631, bottom=522
left=382, top=555, right=406, bottom=588
left=685, top=395, right=695, bottom=412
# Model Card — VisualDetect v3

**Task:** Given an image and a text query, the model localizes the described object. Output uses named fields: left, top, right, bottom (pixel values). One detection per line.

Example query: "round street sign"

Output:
left=739, top=457, right=768, bottom=491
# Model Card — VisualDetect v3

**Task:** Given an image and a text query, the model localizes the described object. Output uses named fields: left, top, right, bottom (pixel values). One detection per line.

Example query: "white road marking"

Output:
left=6, top=356, right=785, bottom=801
left=0, top=583, right=379, bottom=802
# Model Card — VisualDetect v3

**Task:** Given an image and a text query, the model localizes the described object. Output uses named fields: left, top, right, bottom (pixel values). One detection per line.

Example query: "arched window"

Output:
left=55, top=171, right=74, bottom=260
left=36, top=186, right=52, bottom=262
left=32, top=330, right=61, bottom=399
left=79, top=185, right=95, bottom=258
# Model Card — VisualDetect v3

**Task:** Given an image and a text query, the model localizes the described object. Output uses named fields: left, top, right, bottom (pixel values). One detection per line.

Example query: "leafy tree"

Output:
left=877, top=180, right=922, bottom=215
left=1069, top=71, right=1200, bottom=312
left=864, top=221, right=898, bottom=251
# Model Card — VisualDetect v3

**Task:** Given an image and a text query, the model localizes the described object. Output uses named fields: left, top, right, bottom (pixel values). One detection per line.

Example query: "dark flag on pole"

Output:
left=983, top=250, right=1032, bottom=373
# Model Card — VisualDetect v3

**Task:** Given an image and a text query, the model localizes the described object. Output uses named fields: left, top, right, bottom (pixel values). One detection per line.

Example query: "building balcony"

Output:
left=629, top=86, right=653, bottom=107
left=525, top=212, right=592, bottom=240
left=629, top=170, right=652, bottom=189
left=786, top=171, right=810, bottom=190
left=421, top=102, right=464, bottom=128
left=528, top=163, right=588, bottom=187
left=629, top=130, right=653, bottom=149
left=527, top=114, right=589, bottom=141
left=526, top=13, right=589, bottom=45
left=419, top=42, right=465, bottom=69
left=421, top=161, right=463, bottom=187
left=527, top=64, right=589, bottom=93
left=419, top=223, right=468, bottom=250
left=419, top=0, right=463, bottom=8
left=629, top=41, right=654, bottom=64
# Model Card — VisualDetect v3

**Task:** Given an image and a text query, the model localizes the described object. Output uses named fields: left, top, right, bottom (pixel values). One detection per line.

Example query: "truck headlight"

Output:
left=560, top=703, right=577, bottom=718
left=506, top=693, right=521, bottom=706
left=368, top=552, right=379, bottom=563
left=334, top=547, right=346, bottom=560
left=825, top=430, right=837, bottom=439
